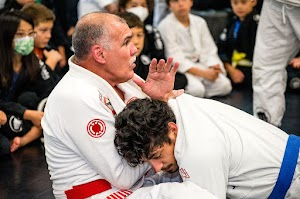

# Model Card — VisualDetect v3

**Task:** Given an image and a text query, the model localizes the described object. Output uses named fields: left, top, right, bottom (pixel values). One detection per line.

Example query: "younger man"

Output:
left=115, top=96, right=300, bottom=199
left=157, top=0, right=232, bottom=97
left=217, top=0, right=259, bottom=89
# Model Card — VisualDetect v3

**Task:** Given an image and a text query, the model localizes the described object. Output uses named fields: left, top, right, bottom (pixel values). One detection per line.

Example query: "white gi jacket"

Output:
left=42, top=58, right=150, bottom=198
left=168, top=94, right=300, bottom=199
left=157, top=13, right=232, bottom=98
left=42, top=58, right=219, bottom=199
left=157, top=13, right=224, bottom=74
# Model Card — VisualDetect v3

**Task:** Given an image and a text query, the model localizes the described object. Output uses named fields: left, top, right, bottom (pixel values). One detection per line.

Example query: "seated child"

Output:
left=157, top=0, right=232, bottom=98
left=0, top=11, right=57, bottom=154
left=22, top=3, right=63, bottom=77
left=217, top=0, right=259, bottom=89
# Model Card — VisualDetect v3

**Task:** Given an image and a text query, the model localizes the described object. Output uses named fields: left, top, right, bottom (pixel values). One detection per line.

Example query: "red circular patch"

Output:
left=87, top=119, right=106, bottom=138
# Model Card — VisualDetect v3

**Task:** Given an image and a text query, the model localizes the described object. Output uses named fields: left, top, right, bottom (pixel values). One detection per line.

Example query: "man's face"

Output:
left=34, top=21, right=53, bottom=49
left=131, top=26, right=145, bottom=56
left=147, top=126, right=178, bottom=173
left=231, top=0, right=255, bottom=21
left=104, top=20, right=138, bottom=84
left=169, top=0, right=193, bottom=19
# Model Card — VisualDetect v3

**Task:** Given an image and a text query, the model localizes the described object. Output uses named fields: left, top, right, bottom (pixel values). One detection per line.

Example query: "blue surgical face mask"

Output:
left=126, top=6, right=149, bottom=22
left=14, top=36, right=34, bottom=56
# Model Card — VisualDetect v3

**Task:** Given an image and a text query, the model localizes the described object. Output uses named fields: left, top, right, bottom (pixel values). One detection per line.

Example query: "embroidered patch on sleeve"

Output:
left=99, top=92, right=116, bottom=115
left=87, top=119, right=106, bottom=138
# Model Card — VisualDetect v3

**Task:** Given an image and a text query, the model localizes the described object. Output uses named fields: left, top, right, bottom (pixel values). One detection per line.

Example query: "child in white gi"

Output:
left=115, top=95, right=300, bottom=199
left=157, top=0, right=232, bottom=97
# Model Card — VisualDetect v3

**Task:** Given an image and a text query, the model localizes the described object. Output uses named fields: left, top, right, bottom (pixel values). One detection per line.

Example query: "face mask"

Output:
left=14, top=36, right=34, bottom=56
left=126, top=6, right=149, bottom=22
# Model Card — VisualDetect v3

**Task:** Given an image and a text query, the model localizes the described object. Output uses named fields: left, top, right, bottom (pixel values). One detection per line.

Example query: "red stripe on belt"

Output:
left=65, top=179, right=112, bottom=199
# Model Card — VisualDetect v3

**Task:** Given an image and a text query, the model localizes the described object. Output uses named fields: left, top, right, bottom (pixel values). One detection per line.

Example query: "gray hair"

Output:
left=72, top=12, right=125, bottom=60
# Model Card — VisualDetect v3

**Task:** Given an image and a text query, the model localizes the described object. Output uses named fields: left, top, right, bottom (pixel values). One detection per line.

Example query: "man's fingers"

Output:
left=149, top=58, right=158, bottom=73
left=156, top=59, right=165, bottom=72
left=164, top=57, right=173, bottom=72
left=170, top=62, right=180, bottom=75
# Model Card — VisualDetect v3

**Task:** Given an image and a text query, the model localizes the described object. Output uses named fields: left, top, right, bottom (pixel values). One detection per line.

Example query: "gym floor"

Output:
left=0, top=88, right=299, bottom=199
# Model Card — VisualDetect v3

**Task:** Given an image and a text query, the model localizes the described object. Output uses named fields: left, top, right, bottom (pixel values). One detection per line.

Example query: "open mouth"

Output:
left=130, top=56, right=136, bottom=65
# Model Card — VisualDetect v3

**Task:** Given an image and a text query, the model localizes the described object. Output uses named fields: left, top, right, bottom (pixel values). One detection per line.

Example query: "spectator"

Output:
left=22, top=3, right=63, bottom=76
left=0, top=11, right=56, bottom=154
left=252, top=0, right=300, bottom=126
left=217, top=0, right=259, bottom=89
left=0, top=0, right=68, bottom=73
left=158, top=0, right=232, bottom=97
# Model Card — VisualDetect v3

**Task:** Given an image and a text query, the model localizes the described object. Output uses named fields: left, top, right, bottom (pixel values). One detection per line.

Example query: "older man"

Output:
left=41, top=12, right=217, bottom=199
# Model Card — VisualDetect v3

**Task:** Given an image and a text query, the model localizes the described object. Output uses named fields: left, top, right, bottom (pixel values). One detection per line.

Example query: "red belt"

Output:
left=65, top=179, right=112, bottom=199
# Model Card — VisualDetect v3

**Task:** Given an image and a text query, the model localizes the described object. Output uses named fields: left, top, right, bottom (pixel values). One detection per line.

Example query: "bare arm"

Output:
left=187, top=64, right=222, bottom=81
left=224, top=63, right=244, bottom=83
left=23, top=110, right=44, bottom=129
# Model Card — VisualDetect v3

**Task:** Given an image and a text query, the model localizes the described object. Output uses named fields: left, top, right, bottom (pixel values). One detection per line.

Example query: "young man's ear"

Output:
left=168, top=122, right=178, bottom=138
left=92, top=45, right=105, bottom=64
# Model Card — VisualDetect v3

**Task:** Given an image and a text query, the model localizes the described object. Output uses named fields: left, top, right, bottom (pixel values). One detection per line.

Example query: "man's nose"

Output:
left=130, top=42, right=138, bottom=55
left=148, top=159, right=163, bottom=173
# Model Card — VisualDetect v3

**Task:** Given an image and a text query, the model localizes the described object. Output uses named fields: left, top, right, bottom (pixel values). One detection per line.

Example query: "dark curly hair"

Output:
left=114, top=98, right=176, bottom=167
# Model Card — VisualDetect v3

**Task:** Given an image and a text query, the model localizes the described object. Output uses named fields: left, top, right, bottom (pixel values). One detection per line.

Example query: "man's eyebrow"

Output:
left=125, top=34, right=133, bottom=41
left=148, top=147, right=161, bottom=159
left=148, top=152, right=156, bottom=159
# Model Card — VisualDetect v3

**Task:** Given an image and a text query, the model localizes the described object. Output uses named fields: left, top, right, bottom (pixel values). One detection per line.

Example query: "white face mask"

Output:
left=126, top=6, right=149, bottom=22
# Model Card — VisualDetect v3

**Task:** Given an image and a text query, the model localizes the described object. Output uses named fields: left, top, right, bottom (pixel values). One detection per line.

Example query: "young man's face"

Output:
left=231, top=0, right=256, bottom=21
left=34, top=21, right=53, bottom=49
left=168, top=0, right=193, bottom=19
left=146, top=122, right=179, bottom=173
left=131, top=26, right=145, bottom=56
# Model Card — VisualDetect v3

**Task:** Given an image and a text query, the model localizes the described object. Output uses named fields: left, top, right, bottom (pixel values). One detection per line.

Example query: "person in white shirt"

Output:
left=115, top=95, right=300, bottom=199
left=157, top=0, right=232, bottom=98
